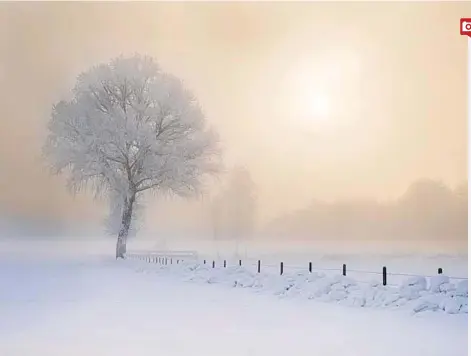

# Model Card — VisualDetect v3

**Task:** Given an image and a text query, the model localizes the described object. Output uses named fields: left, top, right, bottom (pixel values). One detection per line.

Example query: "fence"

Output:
left=129, top=250, right=198, bottom=260
left=127, top=251, right=468, bottom=287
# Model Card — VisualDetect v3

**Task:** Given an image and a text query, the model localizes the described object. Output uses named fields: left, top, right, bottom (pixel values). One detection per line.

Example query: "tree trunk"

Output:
left=115, top=194, right=136, bottom=259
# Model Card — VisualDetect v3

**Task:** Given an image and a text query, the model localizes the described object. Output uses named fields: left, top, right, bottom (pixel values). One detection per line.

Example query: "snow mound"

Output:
left=129, top=259, right=468, bottom=315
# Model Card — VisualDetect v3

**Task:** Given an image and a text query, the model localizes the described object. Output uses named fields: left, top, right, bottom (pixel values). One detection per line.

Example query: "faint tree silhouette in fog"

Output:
left=397, top=179, right=458, bottom=238
left=264, top=179, right=467, bottom=241
left=210, top=166, right=257, bottom=241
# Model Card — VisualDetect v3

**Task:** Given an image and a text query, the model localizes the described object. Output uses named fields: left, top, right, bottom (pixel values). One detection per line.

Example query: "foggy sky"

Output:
left=0, top=2, right=468, bottom=231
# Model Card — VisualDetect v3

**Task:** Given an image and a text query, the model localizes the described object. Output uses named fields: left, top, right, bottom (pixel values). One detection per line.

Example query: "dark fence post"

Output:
left=212, top=261, right=215, bottom=268
left=170, top=258, right=172, bottom=264
left=309, top=262, right=312, bottom=273
left=239, top=260, right=242, bottom=266
left=342, top=264, right=347, bottom=276
left=280, top=262, right=284, bottom=275
left=224, top=260, right=227, bottom=268
left=203, top=260, right=206, bottom=264
left=257, top=260, right=261, bottom=273
left=382, top=266, right=387, bottom=286
left=438, top=268, right=443, bottom=274
left=177, top=259, right=179, bottom=264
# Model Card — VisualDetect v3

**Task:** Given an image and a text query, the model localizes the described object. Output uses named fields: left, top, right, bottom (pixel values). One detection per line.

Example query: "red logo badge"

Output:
left=460, top=18, right=471, bottom=37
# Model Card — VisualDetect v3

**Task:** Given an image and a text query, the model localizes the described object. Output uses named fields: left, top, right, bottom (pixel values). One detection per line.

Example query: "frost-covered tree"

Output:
left=43, top=55, right=220, bottom=258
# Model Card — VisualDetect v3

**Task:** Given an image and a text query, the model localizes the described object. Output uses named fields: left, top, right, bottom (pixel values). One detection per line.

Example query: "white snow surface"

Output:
left=130, top=256, right=468, bottom=315
left=0, top=253, right=467, bottom=356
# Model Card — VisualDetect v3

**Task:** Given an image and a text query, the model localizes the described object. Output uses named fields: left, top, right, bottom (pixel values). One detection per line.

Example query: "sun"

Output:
left=275, top=47, right=362, bottom=130
left=279, top=60, right=336, bottom=127
left=305, top=92, right=331, bottom=122
left=294, top=88, right=332, bottom=126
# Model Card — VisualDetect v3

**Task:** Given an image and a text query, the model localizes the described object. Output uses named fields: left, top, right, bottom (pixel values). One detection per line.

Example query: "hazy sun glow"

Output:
left=304, top=91, right=331, bottom=122
left=276, top=47, right=365, bottom=130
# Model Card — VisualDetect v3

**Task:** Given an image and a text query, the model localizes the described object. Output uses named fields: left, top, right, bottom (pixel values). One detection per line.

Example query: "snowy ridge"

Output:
left=127, top=257, right=468, bottom=315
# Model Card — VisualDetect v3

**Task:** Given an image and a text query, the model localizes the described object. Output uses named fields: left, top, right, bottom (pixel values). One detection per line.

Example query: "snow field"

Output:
left=0, top=254, right=467, bottom=356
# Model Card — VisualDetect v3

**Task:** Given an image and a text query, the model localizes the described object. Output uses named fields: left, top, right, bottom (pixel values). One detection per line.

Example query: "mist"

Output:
left=0, top=2, right=468, bottom=255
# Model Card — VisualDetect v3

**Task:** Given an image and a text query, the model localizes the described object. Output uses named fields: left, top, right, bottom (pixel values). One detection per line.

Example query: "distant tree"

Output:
left=228, top=167, right=257, bottom=240
left=400, top=179, right=453, bottom=207
left=454, top=181, right=468, bottom=200
left=263, top=178, right=467, bottom=241
left=398, top=179, right=464, bottom=238
left=453, top=181, right=468, bottom=237
left=211, top=166, right=257, bottom=241
left=43, top=55, right=220, bottom=258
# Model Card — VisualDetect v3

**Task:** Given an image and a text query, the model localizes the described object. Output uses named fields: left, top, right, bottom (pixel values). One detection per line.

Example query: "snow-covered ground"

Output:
left=0, top=248, right=467, bottom=356
left=130, top=256, right=467, bottom=314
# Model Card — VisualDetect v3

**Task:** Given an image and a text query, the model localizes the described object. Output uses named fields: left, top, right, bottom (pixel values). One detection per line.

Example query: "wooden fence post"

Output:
left=342, top=264, right=347, bottom=276
left=382, top=266, right=387, bottom=286
left=257, top=260, right=261, bottom=273
left=280, top=262, right=284, bottom=275
left=438, top=268, right=443, bottom=274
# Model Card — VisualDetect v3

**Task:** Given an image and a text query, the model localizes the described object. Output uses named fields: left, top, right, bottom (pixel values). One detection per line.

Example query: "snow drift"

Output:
left=128, top=257, right=468, bottom=315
